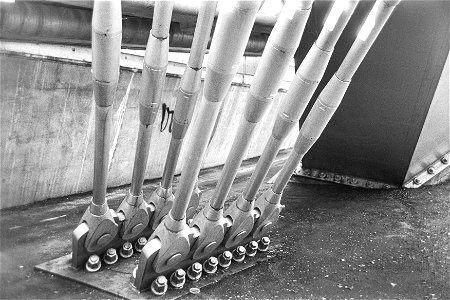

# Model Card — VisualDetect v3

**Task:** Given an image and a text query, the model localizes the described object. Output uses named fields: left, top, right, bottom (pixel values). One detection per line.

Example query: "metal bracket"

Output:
left=403, top=152, right=450, bottom=188
left=292, top=166, right=397, bottom=189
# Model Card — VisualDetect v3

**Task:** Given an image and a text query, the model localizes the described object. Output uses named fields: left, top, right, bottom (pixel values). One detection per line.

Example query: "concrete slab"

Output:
left=1, top=154, right=449, bottom=299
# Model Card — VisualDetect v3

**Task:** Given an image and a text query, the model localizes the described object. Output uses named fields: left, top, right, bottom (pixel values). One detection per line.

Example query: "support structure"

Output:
left=224, top=0, right=359, bottom=248
left=190, top=0, right=314, bottom=260
left=147, top=1, right=218, bottom=229
left=254, top=0, right=401, bottom=238
left=133, top=1, right=262, bottom=291
left=71, top=0, right=122, bottom=268
left=116, top=2, right=173, bottom=241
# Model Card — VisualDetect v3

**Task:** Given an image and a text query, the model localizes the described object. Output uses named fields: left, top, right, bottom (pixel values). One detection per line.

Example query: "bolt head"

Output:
left=85, top=254, right=101, bottom=272
left=192, top=262, right=202, bottom=272
left=413, top=178, right=421, bottom=185
left=89, top=255, right=99, bottom=264
left=258, top=237, right=270, bottom=252
left=104, top=248, right=118, bottom=265
left=223, top=250, right=232, bottom=259
left=135, top=237, right=147, bottom=252
left=170, top=269, right=186, bottom=289
left=427, top=167, right=435, bottom=174
left=232, top=246, right=246, bottom=262
left=138, top=237, right=147, bottom=245
left=156, top=275, right=167, bottom=285
left=151, top=276, right=168, bottom=296
left=120, top=242, right=134, bottom=258
left=219, top=251, right=232, bottom=268
left=187, top=262, right=202, bottom=281
left=441, top=157, right=449, bottom=164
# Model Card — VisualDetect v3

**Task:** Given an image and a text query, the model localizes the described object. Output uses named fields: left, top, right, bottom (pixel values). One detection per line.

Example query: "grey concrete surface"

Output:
left=1, top=156, right=449, bottom=299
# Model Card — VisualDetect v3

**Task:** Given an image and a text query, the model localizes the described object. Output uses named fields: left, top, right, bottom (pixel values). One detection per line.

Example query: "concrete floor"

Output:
left=1, top=156, right=449, bottom=299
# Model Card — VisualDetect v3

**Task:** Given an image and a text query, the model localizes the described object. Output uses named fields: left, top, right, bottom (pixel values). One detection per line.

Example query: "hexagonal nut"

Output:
left=169, top=269, right=186, bottom=289
left=151, top=276, right=168, bottom=296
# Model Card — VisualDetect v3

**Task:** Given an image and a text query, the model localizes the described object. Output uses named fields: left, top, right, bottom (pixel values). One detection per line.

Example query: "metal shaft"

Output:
left=243, top=0, right=359, bottom=202
left=129, top=2, right=173, bottom=196
left=209, top=0, right=314, bottom=210
left=161, top=1, right=217, bottom=190
left=169, top=1, right=262, bottom=221
left=90, top=0, right=121, bottom=210
left=272, top=0, right=401, bottom=194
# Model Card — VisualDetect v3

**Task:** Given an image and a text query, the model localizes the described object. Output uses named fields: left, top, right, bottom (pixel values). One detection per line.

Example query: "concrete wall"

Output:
left=0, top=45, right=297, bottom=209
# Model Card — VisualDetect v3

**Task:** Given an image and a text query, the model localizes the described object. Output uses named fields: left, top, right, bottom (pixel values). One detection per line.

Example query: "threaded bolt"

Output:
left=258, top=237, right=270, bottom=252
left=119, top=242, right=133, bottom=258
left=245, top=241, right=258, bottom=257
left=187, top=262, right=202, bottom=281
left=169, top=269, right=186, bottom=289
left=85, top=254, right=101, bottom=272
left=134, top=237, right=147, bottom=253
left=103, top=248, right=118, bottom=265
left=203, top=256, right=218, bottom=274
left=151, top=276, right=168, bottom=296
left=232, top=246, right=246, bottom=262
left=218, top=251, right=232, bottom=268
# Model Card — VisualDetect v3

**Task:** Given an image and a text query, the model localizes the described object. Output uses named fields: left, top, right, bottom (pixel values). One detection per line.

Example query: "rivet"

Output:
left=413, top=178, right=421, bottom=185
left=441, top=157, right=449, bottom=164
left=427, top=167, right=435, bottom=175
